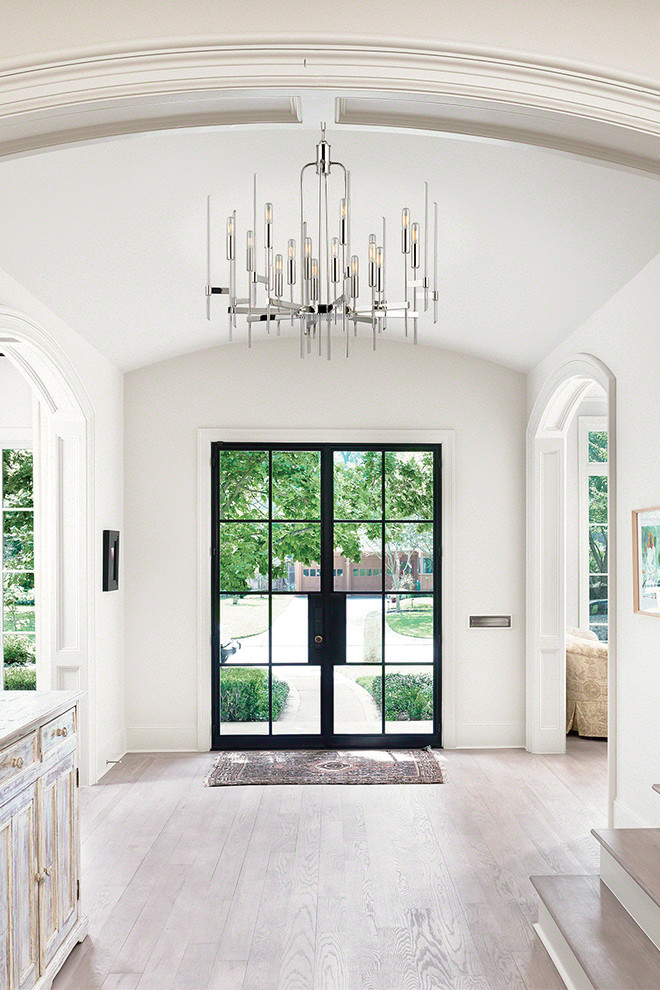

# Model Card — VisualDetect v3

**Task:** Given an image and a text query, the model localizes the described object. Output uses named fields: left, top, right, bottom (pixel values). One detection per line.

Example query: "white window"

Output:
left=1, top=449, right=36, bottom=689
left=578, top=418, right=608, bottom=641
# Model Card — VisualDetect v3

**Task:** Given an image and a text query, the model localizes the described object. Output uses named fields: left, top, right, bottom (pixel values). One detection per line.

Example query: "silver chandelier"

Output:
left=206, top=126, right=439, bottom=358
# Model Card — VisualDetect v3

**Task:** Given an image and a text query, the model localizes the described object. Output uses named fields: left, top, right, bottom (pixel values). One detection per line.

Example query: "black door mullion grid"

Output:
left=211, top=441, right=442, bottom=750
left=381, top=450, right=386, bottom=733
left=268, top=449, right=273, bottom=734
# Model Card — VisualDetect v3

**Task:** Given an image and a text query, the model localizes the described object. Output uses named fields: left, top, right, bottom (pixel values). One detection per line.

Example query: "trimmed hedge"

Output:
left=357, top=672, right=433, bottom=721
left=220, top=667, right=289, bottom=722
left=3, top=634, right=35, bottom=666
left=4, top=665, right=36, bottom=690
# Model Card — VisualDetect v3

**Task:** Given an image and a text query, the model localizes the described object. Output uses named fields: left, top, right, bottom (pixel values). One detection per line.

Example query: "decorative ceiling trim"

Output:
left=334, top=98, right=660, bottom=174
left=0, top=43, right=658, bottom=166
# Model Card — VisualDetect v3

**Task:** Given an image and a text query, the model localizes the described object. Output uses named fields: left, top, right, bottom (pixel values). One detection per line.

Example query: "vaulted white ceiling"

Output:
left=0, top=99, right=657, bottom=371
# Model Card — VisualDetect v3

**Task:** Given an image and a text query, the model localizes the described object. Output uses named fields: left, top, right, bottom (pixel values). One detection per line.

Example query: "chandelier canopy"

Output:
left=206, top=127, right=439, bottom=358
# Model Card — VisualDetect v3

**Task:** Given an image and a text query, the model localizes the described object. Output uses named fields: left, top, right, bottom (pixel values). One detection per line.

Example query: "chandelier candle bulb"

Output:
left=264, top=202, right=273, bottom=248
left=368, top=234, right=377, bottom=288
left=287, top=238, right=296, bottom=285
left=226, top=215, right=235, bottom=261
left=331, top=237, right=340, bottom=283
left=274, top=254, right=284, bottom=297
left=304, top=236, right=313, bottom=280
left=350, top=255, right=359, bottom=299
left=411, top=222, right=420, bottom=269
left=401, top=208, right=411, bottom=253
left=246, top=229, right=255, bottom=272
left=339, top=198, right=347, bottom=245
left=311, top=258, right=319, bottom=301
left=376, top=246, right=384, bottom=293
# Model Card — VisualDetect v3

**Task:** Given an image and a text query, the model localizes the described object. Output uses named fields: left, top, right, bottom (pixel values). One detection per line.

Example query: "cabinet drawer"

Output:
left=40, top=708, right=77, bottom=758
left=0, top=731, right=38, bottom=788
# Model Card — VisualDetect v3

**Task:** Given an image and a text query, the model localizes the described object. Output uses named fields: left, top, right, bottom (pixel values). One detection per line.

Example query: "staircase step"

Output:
left=592, top=828, right=660, bottom=908
left=531, top=874, right=660, bottom=990
left=592, top=828, right=660, bottom=949
left=654, top=784, right=660, bottom=796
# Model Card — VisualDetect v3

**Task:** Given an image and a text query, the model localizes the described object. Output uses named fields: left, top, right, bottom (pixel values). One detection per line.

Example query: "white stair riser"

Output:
left=534, top=905, right=596, bottom=990
left=600, top=847, right=660, bottom=950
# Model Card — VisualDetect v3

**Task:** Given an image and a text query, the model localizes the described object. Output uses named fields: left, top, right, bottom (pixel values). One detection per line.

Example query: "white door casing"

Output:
left=0, top=312, right=96, bottom=785
left=526, top=353, right=616, bottom=823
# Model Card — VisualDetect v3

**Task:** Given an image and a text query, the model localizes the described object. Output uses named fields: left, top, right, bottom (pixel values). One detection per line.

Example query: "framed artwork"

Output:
left=632, top=508, right=660, bottom=616
left=103, top=530, right=120, bottom=591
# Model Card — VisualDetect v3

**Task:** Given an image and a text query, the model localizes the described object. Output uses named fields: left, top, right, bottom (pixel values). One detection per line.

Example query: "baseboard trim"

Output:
left=126, top=724, right=199, bottom=752
left=613, top=797, right=648, bottom=828
left=453, top=722, right=524, bottom=748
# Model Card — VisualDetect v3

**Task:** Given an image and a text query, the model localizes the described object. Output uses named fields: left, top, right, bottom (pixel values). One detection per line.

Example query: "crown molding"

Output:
left=0, top=42, right=658, bottom=166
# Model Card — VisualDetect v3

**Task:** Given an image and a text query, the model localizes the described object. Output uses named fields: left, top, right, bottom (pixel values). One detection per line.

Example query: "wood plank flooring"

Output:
left=52, top=736, right=607, bottom=990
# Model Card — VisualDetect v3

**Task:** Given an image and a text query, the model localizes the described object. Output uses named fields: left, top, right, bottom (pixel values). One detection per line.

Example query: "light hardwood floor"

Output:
left=52, top=736, right=607, bottom=990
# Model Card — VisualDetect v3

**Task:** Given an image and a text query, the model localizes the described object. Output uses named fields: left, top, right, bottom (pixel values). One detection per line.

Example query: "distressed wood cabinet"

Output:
left=0, top=693, right=87, bottom=990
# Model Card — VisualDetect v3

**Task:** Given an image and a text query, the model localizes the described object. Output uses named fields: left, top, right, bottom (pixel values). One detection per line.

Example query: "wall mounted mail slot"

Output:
left=469, top=615, right=512, bottom=628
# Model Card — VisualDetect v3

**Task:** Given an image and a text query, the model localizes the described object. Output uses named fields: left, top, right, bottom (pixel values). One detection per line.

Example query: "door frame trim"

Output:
left=197, top=427, right=455, bottom=751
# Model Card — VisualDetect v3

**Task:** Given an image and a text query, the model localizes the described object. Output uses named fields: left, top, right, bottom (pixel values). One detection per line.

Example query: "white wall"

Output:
left=124, top=337, right=527, bottom=751
left=0, top=269, right=125, bottom=784
left=565, top=391, right=607, bottom=630
left=0, top=357, right=32, bottom=431
left=529, top=252, right=660, bottom=828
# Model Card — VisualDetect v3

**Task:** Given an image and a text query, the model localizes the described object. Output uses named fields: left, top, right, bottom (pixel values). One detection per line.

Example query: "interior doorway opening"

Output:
left=0, top=312, right=95, bottom=784
left=527, top=354, right=616, bottom=824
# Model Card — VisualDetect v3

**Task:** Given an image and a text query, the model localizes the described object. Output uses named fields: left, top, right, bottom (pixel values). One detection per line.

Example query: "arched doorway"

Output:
left=0, top=311, right=96, bottom=784
left=527, top=354, right=616, bottom=822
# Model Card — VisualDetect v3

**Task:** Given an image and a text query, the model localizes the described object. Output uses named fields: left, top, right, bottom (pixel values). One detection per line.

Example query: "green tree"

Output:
left=218, top=448, right=434, bottom=593
left=3, top=450, right=33, bottom=508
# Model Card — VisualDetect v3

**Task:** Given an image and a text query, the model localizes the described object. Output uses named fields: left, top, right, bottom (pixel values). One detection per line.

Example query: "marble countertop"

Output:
left=0, top=691, right=80, bottom=750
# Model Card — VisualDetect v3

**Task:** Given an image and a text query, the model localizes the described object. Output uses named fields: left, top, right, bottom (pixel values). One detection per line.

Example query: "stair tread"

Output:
left=592, top=827, right=660, bottom=908
left=654, top=784, right=660, bottom=795
left=531, top=874, right=660, bottom=989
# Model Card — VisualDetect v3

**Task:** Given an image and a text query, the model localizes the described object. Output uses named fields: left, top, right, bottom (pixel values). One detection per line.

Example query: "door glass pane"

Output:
left=589, top=577, right=608, bottom=641
left=272, top=451, right=320, bottom=520
left=220, top=666, right=270, bottom=735
left=334, top=665, right=382, bottom=735
left=385, top=450, right=433, bottom=520
left=3, top=450, right=33, bottom=508
left=589, top=525, right=608, bottom=574
left=3, top=633, right=36, bottom=690
left=346, top=595, right=382, bottom=664
left=271, top=595, right=308, bottom=664
left=219, top=450, right=269, bottom=519
left=3, top=512, right=34, bottom=569
left=588, top=476, right=607, bottom=522
left=588, top=432, right=608, bottom=463
left=272, top=666, right=320, bottom=735
left=383, top=665, right=434, bottom=734
left=272, top=523, right=320, bottom=591
left=385, top=595, right=433, bottom=664
left=3, top=573, right=35, bottom=632
left=219, top=595, right=269, bottom=665
left=334, top=451, right=382, bottom=520
left=334, top=523, right=382, bottom=591
left=218, top=522, right=268, bottom=593
left=384, top=522, right=433, bottom=592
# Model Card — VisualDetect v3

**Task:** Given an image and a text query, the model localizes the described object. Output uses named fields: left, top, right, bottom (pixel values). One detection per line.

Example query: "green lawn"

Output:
left=220, top=595, right=293, bottom=638
left=386, top=602, right=433, bottom=638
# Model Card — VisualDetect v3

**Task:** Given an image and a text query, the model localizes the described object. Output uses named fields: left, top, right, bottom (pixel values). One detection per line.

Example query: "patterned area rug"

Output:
left=205, top=749, right=444, bottom=786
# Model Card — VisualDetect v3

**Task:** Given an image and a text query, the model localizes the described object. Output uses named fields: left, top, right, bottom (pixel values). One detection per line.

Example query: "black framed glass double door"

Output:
left=211, top=443, right=441, bottom=749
